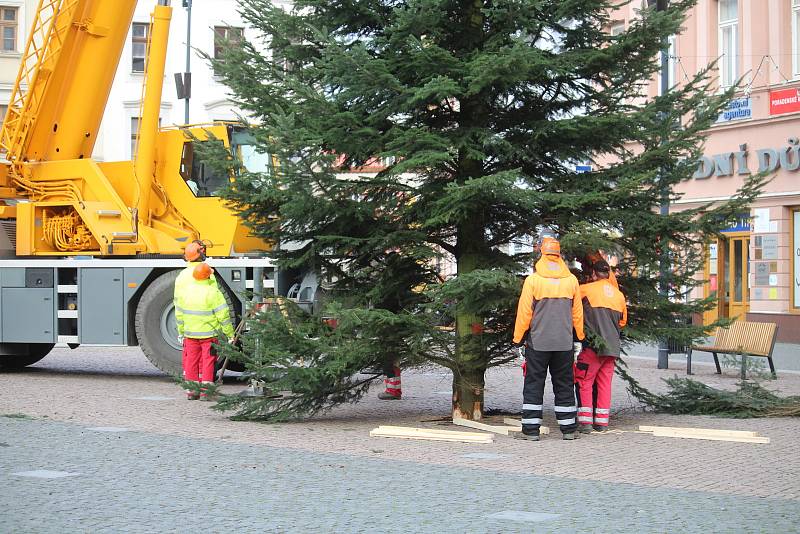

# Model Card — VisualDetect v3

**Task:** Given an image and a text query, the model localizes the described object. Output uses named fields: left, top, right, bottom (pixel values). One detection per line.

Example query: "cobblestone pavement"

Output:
left=2, top=346, right=800, bottom=533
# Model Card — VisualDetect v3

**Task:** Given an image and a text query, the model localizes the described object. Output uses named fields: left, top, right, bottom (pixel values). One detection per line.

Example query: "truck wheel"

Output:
left=0, top=343, right=55, bottom=371
left=135, top=271, right=183, bottom=376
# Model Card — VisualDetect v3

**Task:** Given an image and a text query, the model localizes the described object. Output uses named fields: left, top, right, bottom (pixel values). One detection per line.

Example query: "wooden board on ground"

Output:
left=453, top=417, right=522, bottom=436
left=639, top=425, right=759, bottom=438
left=502, top=417, right=550, bottom=435
left=370, top=425, right=493, bottom=444
left=648, top=428, right=769, bottom=444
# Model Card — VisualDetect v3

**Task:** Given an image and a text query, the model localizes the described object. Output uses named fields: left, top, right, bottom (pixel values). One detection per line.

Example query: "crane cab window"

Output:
left=1, top=7, right=17, bottom=52
left=180, top=141, right=229, bottom=198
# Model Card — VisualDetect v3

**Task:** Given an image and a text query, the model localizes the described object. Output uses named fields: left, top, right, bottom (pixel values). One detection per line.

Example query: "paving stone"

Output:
left=86, top=427, right=130, bottom=432
left=12, top=470, right=78, bottom=479
left=487, top=511, right=561, bottom=523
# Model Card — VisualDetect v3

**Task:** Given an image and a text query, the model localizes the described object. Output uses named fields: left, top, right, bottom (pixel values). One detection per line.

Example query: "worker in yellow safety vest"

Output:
left=175, top=262, right=235, bottom=400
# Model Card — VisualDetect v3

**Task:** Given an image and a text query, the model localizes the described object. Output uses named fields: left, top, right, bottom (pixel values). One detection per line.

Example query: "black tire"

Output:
left=135, top=271, right=183, bottom=376
left=135, top=270, right=240, bottom=376
left=0, top=343, right=55, bottom=371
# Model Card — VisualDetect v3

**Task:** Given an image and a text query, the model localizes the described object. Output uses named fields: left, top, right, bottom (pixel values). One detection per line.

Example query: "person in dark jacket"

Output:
left=512, top=237, right=585, bottom=441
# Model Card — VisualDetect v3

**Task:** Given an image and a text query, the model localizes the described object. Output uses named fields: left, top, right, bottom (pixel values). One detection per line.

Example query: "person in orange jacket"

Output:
left=512, top=237, right=585, bottom=441
left=575, top=259, right=627, bottom=433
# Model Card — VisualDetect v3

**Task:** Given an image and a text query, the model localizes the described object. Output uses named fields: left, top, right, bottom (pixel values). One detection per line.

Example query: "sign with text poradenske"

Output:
left=770, top=88, right=800, bottom=116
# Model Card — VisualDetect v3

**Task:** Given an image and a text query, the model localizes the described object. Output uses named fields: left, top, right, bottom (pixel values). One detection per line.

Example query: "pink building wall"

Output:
left=608, top=0, right=800, bottom=341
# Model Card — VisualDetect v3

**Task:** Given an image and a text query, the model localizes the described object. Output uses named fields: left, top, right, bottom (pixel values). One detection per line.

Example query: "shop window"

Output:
left=718, top=0, right=738, bottom=88
left=0, top=6, right=17, bottom=52
left=610, top=22, right=625, bottom=36
left=794, top=210, right=800, bottom=309
left=214, top=26, right=243, bottom=60
left=131, top=22, right=149, bottom=72
left=659, top=35, right=677, bottom=94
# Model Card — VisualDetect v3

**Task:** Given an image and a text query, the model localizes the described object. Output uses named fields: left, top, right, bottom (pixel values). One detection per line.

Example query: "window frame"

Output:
left=131, top=22, right=150, bottom=73
left=718, top=0, right=738, bottom=89
left=0, top=6, right=18, bottom=53
left=213, top=25, right=244, bottom=60
left=792, top=208, right=800, bottom=312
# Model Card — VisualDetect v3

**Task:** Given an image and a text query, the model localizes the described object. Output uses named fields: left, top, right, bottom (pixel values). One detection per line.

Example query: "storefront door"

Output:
left=705, top=233, right=750, bottom=323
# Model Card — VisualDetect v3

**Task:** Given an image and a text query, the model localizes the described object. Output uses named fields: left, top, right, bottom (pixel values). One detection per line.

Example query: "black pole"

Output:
left=654, top=0, right=671, bottom=369
left=184, top=0, right=192, bottom=125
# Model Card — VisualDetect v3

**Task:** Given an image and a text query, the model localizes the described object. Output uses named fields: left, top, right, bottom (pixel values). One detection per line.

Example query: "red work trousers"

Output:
left=574, top=347, right=615, bottom=427
left=182, top=337, right=217, bottom=384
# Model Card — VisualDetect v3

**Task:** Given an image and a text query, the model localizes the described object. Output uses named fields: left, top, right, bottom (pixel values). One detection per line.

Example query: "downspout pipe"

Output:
left=135, top=1, right=172, bottom=226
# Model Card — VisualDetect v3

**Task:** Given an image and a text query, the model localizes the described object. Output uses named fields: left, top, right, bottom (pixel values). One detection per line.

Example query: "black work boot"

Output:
left=578, top=423, right=593, bottom=434
left=562, top=432, right=580, bottom=440
left=509, top=430, right=540, bottom=442
left=593, top=425, right=608, bottom=433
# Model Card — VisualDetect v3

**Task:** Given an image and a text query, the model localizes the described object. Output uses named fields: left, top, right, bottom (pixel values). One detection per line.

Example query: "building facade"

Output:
left=93, top=0, right=282, bottom=162
left=613, top=0, right=800, bottom=342
left=0, top=0, right=38, bottom=137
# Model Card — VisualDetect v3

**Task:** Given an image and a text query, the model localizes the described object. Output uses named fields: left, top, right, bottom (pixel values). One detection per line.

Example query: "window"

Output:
left=610, top=22, right=625, bottom=37
left=0, top=104, right=7, bottom=125
left=130, top=117, right=140, bottom=157
left=793, top=0, right=800, bottom=77
left=131, top=22, right=149, bottom=72
left=214, top=26, right=243, bottom=59
left=794, top=209, right=800, bottom=309
left=659, top=34, right=677, bottom=94
left=0, top=6, right=17, bottom=52
left=130, top=116, right=161, bottom=157
left=718, top=0, right=738, bottom=88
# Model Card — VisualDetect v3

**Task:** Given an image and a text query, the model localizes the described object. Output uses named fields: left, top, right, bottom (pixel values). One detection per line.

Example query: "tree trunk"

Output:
left=452, top=217, right=487, bottom=420
left=452, top=365, right=485, bottom=420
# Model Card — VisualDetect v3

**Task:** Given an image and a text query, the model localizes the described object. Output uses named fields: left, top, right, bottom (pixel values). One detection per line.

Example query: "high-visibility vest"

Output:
left=174, top=277, right=235, bottom=340
left=174, top=262, right=217, bottom=301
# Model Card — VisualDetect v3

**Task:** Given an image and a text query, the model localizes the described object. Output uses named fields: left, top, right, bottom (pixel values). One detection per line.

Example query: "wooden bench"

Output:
left=687, top=321, right=779, bottom=378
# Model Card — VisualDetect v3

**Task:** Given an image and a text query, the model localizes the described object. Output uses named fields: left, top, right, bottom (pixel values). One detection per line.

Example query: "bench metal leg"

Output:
left=712, top=352, right=722, bottom=374
left=741, top=353, right=747, bottom=381
left=768, top=357, right=777, bottom=379
left=686, top=348, right=693, bottom=375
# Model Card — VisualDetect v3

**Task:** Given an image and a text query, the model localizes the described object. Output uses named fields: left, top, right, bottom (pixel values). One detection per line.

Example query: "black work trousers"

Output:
left=521, top=347, right=577, bottom=435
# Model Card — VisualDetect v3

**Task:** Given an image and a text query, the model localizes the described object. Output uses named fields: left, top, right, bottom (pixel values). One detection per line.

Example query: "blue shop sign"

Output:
left=721, top=214, right=751, bottom=233
left=575, top=164, right=592, bottom=173
left=716, top=97, right=752, bottom=123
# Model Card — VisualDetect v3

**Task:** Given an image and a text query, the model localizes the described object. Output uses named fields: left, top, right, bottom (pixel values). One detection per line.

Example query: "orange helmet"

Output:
left=184, top=240, right=207, bottom=262
left=541, top=237, right=561, bottom=256
left=193, top=262, right=214, bottom=281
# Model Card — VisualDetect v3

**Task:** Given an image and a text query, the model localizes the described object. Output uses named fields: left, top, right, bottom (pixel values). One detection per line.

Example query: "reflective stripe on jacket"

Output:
left=580, top=279, right=627, bottom=357
left=513, top=255, right=584, bottom=351
left=174, top=277, right=235, bottom=340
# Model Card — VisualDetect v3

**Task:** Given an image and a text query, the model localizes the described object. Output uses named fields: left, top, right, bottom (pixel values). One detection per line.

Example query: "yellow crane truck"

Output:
left=0, top=0, right=311, bottom=373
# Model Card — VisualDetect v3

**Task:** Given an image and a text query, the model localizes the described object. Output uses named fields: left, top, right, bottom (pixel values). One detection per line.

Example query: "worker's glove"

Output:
left=177, top=335, right=184, bottom=345
left=513, top=342, right=525, bottom=360
left=227, top=338, right=235, bottom=345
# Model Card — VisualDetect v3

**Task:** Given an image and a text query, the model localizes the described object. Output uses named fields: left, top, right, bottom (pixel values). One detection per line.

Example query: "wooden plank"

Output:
left=502, top=418, right=550, bottom=435
left=370, top=426, right=492, bottom=443
left=453, top=418, right=520, bottom=436
left=649, top=428, right=769, bottom=444
left=639, top=425, right=759, bottom=438
left=375, top=425, right=487, bottom=438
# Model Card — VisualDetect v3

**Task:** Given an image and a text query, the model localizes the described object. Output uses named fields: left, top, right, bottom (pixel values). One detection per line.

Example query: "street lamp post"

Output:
left=182, top=0, right=192, bottom=124
left=648, top=0, right=671, bottom=369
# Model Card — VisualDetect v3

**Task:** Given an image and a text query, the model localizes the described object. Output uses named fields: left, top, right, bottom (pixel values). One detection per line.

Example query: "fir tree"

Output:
left=211, top=0, right=765, bottom=421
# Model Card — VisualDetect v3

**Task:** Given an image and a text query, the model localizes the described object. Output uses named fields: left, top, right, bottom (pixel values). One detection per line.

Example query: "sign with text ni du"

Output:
left=769, top=88, right=800, bottom=116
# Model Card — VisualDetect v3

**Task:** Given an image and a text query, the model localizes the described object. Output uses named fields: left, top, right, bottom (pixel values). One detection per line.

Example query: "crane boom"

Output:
left=0, top=0, right=137, bottom=163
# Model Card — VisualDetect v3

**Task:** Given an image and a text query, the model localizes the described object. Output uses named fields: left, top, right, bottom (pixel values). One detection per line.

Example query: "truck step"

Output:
left=96, top=210, right=122, bottom=218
